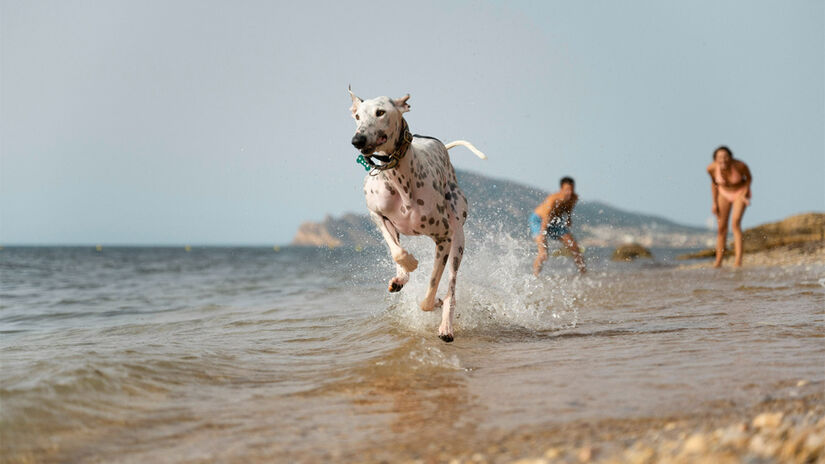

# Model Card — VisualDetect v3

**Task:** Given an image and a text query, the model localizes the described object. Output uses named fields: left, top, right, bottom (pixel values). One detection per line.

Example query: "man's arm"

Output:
left=536, top=194, right=557, bottom=241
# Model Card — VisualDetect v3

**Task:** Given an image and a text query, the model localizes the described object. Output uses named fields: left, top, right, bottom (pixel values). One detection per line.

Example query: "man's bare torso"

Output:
left=534, top=192, right=578, bottom=220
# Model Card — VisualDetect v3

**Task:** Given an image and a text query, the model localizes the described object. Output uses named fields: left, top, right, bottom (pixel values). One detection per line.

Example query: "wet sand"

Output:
left=680, top=241, right=825, bottom=270
left=264, top=382, right=824, bottom=464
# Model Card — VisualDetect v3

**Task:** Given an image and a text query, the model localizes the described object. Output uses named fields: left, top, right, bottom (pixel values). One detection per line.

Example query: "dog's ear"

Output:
left=393, top=94, right=410, bottom=113
left=348, top=85, right=362, bottom=116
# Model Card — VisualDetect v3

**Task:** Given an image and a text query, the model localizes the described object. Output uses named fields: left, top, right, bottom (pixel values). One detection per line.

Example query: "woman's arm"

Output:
left=708, top=164, right=719, bottom=214
left=740, top=161, right=753, bottom=199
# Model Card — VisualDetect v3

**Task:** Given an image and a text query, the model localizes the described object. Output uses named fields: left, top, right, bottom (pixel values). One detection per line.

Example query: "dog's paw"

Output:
left=388, top=278, right=404, bottom=293
left=394, top=251, right=418, bottom=273
left=438, top=320, right=453, bottom=342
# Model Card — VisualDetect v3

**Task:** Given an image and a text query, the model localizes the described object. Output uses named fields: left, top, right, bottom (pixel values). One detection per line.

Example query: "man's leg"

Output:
left=560, top=233, right=586, bottom=274
left=533, top=235, right=548, bottom=276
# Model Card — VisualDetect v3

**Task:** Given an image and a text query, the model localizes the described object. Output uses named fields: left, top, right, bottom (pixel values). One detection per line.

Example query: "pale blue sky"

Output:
left=2, top=0, right=823, bottom=245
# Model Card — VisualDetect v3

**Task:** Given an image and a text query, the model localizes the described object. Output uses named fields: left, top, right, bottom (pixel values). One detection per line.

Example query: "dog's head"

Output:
left=348, top=86, right=410, bottom=155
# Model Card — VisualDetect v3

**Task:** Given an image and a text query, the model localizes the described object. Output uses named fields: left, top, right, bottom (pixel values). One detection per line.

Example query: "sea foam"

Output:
left=384, top=227, right=582, bottom=336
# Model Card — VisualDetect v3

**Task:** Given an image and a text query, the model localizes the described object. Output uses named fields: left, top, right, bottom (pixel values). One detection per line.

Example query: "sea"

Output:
left=1, top=234, right=823, bottom=463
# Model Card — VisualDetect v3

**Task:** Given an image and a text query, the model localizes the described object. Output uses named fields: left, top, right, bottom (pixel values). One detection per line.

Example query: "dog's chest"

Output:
left=363, top=159, right=447, bottom=236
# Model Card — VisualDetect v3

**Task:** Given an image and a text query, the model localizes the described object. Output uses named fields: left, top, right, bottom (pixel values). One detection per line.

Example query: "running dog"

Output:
left=348, top=87, right=486, bottom=342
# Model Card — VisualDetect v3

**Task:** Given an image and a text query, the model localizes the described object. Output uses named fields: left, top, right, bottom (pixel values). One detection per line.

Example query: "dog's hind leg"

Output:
left=438, top=227, right=464, bottom=342
left=420, top=236, right=451, bottom=313
left=370, top=212, right=417, bottom=292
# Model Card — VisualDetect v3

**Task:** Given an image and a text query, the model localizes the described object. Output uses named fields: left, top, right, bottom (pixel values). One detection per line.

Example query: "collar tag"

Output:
left=356, top=154, right=372, bottom=172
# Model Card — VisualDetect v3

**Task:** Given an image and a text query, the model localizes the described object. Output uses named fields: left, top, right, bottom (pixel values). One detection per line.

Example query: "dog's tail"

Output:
left=445, top=140, right=487, bottom=160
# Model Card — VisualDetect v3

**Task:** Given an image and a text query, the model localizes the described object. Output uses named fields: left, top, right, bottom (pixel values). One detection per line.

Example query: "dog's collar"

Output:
left=356, top=120, right=413, bottom=175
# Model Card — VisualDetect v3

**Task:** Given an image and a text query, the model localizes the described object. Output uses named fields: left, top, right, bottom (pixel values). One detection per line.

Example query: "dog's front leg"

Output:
left=370, top=212, right=418, bottom=292
left=438, top=227, right=464, bottom=342
left=420, top=236, right=451, bottom=313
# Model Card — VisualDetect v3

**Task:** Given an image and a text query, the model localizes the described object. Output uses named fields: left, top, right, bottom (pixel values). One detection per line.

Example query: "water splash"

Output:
left=384, top=227, right=582, bottom=336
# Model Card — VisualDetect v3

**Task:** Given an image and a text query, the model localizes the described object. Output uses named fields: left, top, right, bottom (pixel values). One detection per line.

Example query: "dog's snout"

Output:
left=351, top=133, right=367, bottom=149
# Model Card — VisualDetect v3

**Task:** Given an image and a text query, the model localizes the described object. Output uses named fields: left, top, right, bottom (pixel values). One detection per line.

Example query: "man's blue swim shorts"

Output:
left=529, top=213, right=569, bottom=240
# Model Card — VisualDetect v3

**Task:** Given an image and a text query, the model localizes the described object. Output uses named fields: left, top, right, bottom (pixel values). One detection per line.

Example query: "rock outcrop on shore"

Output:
left=611, top=243, right=653, bottom=261
left=678, top=212, right=825, bottom=260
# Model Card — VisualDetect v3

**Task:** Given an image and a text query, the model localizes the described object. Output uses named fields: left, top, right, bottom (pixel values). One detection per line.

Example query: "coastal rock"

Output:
left=291, top=213, right=378, bottom=247
left=611, top=243, right=653, bottom=261
left=292, top=219, right=342, bottom=247
left=678, top=212, right=825, bottom=260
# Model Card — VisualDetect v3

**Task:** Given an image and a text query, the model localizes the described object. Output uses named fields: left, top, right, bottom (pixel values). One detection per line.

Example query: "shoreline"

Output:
left=678, top=241, right=825, bottom=270
left=373, top=384, right=824, bottom=464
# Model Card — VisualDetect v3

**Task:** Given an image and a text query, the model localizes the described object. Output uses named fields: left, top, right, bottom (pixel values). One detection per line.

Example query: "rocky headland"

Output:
left=292, top=170, right=714, bottom=249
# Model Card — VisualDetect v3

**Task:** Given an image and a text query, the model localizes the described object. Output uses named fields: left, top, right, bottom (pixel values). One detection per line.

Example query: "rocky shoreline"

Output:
left=677, top=212, right=824, bottom=267
left=382, top=384, right=824, bottom=464
left=679, top=240, right=824, bottom=270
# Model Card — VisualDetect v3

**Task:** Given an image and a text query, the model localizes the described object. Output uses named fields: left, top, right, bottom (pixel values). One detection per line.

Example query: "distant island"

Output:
left=292, top=170, right=714, bottom=248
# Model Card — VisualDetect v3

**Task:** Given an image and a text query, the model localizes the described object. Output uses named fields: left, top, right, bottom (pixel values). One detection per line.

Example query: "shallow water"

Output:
left=1, top=239, right=823, bottom=462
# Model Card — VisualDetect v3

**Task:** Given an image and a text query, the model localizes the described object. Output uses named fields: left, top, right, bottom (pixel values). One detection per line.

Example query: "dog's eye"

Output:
left=355, top=114, right=360, bottom=120
left=376, top=109, right=385, bottom=117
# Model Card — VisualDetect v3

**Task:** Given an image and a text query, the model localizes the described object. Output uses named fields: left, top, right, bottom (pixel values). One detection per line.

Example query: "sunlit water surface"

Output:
left=1, top=239, right=823, bottom=462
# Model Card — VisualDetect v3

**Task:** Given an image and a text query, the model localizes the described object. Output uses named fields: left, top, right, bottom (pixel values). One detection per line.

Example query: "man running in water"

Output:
left=530, top=177, right=586, bottom=275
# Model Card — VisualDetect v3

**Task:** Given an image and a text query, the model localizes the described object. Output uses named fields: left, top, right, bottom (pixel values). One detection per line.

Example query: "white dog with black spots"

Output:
left=349, top=87, right=486, bottom=342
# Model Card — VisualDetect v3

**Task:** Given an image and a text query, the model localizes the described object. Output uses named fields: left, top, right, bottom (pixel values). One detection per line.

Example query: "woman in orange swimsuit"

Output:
left=707, top=146, right=752, bottom=268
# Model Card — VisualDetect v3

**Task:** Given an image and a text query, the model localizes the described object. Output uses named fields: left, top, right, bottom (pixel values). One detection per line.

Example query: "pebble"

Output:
left=748, top=434, right=779, bottom=457
left=803, top=432, right=824, bottom=454
left=682, top=433, right=709, bottom=454
left=470, top=452, right=487, bottom=463
left=715, top=424, right=748, bottom=448
left=752, top=412, right=784, bottom=429
left=623, top=443, right=655, bottom=464
left=543, top=448, right=562, bottom=459
left=577, top=446, right=593, bottom=462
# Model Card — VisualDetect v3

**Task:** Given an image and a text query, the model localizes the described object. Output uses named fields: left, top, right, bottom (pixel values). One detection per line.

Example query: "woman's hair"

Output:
left=713, top=145, right=733, bottom=160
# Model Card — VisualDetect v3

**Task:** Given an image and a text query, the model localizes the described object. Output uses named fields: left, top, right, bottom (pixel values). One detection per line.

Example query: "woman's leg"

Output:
left=730, top=199, right=747, bottom=267
left=714, top=195, right=732, bottom=268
